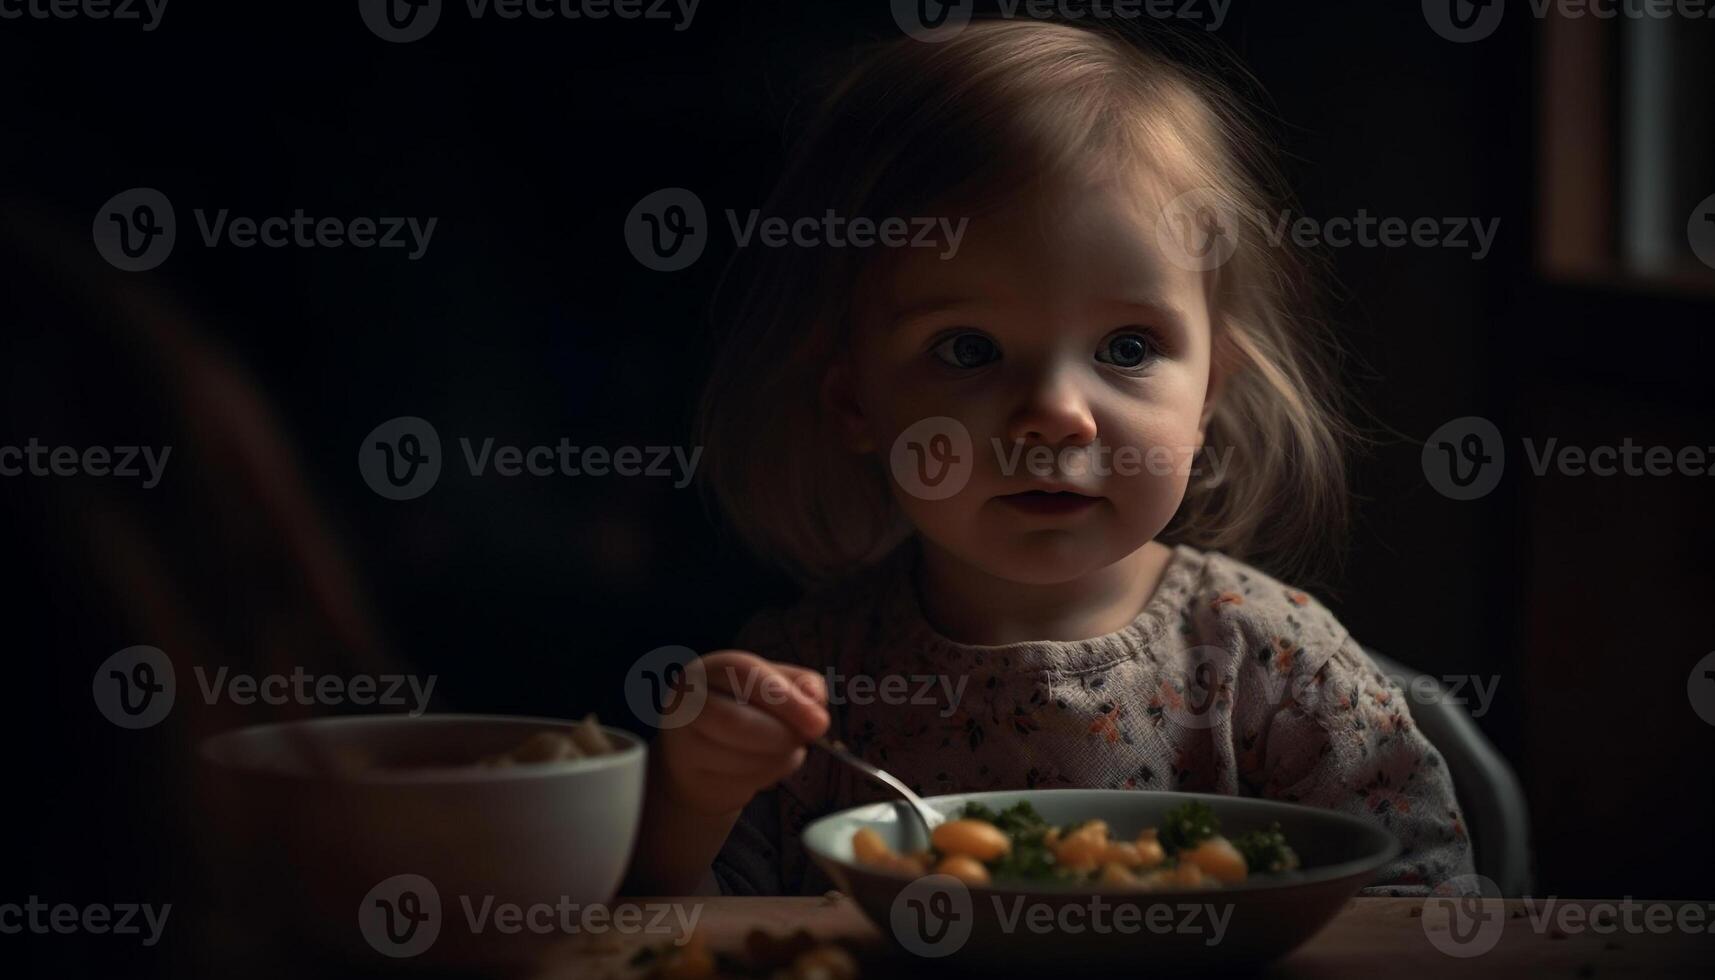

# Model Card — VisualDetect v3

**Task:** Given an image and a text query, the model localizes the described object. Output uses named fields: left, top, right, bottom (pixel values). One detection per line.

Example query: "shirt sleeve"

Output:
left=1235, top=630, right=1475, bottom=896
left=712, top=789, right=785, bottom=895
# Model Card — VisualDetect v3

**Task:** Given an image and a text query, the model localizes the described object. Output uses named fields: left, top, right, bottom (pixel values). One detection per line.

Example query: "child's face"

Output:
left=839, top=173, right=1218, bottom=585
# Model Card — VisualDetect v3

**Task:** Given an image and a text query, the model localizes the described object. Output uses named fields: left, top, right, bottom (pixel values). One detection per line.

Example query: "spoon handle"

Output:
left=810, top=737, right=942, bottom=846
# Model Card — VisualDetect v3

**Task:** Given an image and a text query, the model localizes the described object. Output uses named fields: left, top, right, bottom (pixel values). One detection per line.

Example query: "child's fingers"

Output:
left=664, top=726, right=809, bottom=805
left=679, top=737, right=808, bottom=780
left=701, top=650, right=830, bottom=740
left=777, top=662, right=828, bottom=703
left=691, top=692, right=803, bottom=756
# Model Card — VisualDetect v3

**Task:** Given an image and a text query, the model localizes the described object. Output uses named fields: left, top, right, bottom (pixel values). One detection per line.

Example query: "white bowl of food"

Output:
left=802, top=788, right=1398, bottom=969
left=198, top=713, right=645, bottom=969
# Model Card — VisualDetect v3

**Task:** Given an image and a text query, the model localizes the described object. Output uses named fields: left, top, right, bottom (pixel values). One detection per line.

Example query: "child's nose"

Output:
left=1004, top=373, right=1098, bottom=449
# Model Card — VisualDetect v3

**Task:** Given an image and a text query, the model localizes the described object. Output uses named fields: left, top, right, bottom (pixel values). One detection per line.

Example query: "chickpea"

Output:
left=1182, top=836, right=1248, bottom=884
left=1099, top=862, right=1138, bottom=886
left=1133, top=869, right=1170, bottom=891
left=1076, top=819, right=1111, bottom=837
left=851, top=827, right=893, bottom=866
left=1167, top=860, right=1211, bottom=888
left=1051, top=821, right=1110, bottom=871
left=1100, top=841, right=1143, bottom=867
left=931, top=819, right=1011, bottom=862
left=851, top=829, right=929, bottom=877
left=934, top=854, right=992, bottom=885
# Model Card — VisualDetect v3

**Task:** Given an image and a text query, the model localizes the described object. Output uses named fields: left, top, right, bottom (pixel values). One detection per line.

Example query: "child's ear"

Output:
left=821, top=359, right=876, bottom=453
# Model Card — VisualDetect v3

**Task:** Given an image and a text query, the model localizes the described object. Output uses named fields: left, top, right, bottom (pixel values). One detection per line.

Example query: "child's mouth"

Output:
left=996, top=489, right=1103, bottom=516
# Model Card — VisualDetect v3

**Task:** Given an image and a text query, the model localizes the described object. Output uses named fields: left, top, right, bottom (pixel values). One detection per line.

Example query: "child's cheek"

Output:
left=1098, top=410, right=1205, bottom=524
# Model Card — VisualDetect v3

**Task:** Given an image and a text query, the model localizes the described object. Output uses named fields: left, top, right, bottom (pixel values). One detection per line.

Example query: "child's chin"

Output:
left=973, top=534, right=1136, bottom=586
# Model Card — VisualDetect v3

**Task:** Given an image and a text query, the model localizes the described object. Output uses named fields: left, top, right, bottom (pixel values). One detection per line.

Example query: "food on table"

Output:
left=634, top=928, right=860, bottom=980
left=849, top=799, right=1300, bottom=889
left=478, top=714, right=614, bottom=767
left=337, top=715, right=618, bottom=775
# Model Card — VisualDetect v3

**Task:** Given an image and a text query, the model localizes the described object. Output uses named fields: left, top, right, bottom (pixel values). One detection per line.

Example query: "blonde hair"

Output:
left=698, top=19, right=1351, bottom=586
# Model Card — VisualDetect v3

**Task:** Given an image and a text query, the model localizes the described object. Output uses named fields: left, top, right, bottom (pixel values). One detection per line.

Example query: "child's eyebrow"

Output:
left=882, top=296, right=987, bottom=331
left=1112, top=298, right=1191, bottom=334
left=881, top=296, right=1193, bottom=334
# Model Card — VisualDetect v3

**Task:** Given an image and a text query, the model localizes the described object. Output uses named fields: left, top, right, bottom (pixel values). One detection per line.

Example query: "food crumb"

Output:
left=821, top=890, right=844, bottom=905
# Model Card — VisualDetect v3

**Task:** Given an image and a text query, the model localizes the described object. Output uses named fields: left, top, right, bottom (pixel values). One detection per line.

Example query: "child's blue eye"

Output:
left=931, top=332, right=1000, bottom=369
left=1096, top=331, right=1157, bottom=369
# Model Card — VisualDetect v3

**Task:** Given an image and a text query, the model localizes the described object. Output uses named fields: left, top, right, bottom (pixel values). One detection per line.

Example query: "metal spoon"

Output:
left=811, top=737, right=943, bottom=851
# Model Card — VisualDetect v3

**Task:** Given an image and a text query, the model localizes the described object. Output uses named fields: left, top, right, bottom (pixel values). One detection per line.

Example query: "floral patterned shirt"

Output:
left=712, top=543, right=1473, bottom=897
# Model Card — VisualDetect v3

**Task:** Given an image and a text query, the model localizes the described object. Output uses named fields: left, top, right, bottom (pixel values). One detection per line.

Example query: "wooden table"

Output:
left=533, top=895, right=1715, bottom=979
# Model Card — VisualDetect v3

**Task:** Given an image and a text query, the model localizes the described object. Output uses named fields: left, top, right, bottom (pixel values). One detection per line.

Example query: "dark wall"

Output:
left=4, top=3, right=1713, bottom=974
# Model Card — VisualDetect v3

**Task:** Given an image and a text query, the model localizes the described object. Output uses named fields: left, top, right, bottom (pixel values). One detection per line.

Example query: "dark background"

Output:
left=3, top=1, right=1713, bottom=975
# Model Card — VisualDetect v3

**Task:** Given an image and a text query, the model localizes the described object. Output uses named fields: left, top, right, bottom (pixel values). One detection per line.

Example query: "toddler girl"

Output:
left=629, top=18, right=1473, bottom=899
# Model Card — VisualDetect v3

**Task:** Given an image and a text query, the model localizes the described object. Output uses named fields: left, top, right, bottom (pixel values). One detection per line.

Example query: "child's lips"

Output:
left=995, top=489, right=1103, bottom=516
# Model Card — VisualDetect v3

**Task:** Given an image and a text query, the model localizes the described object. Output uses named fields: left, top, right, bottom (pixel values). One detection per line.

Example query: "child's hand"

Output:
left=656, top=650, right=829, bottom=815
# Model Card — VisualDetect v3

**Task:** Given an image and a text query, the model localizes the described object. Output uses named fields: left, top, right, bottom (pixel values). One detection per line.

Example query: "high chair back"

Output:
left=1364, top=649, right=1534, bottom=896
